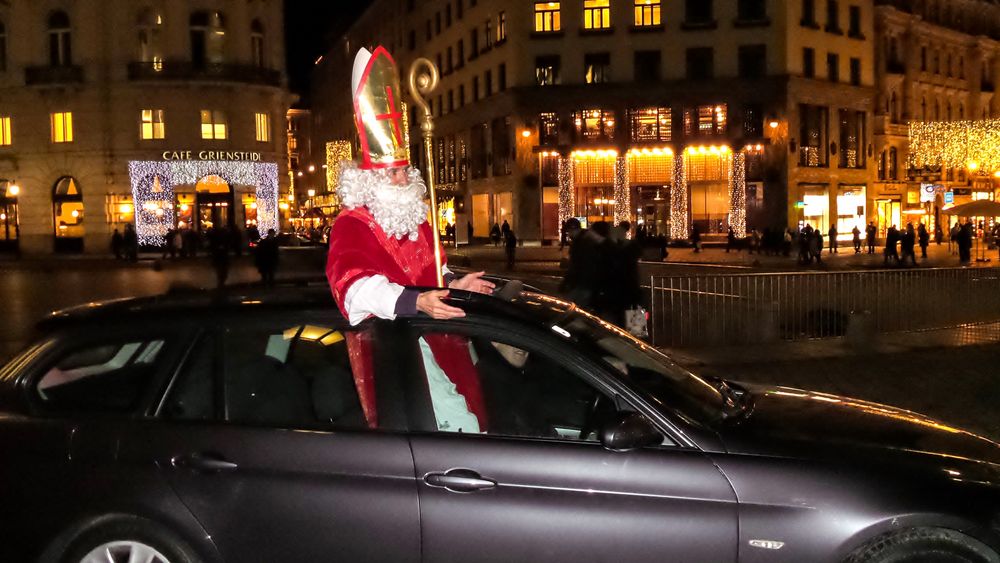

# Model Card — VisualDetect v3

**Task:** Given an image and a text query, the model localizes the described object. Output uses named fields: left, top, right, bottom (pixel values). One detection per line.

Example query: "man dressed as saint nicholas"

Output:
left=326, top=46, right=494, bottom=433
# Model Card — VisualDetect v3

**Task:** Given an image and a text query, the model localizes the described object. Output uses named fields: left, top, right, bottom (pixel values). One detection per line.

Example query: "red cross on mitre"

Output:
left=352, top=46, right=410, bottom=170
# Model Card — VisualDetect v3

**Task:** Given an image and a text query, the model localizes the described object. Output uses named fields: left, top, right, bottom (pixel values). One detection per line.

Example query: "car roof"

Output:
left=38, top=279, right=576, bottom=332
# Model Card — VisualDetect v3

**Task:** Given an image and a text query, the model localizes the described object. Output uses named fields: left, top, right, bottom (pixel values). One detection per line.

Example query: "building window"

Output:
left=448, top=90, right=455, bottom=112
left=470, top=28, right=479, bottom=57
left=827, top=52, right=839, bottom=82
left=0, top=116, right=10, bottom=146
left=685, top=0, right=713, bottom=24
left=190, top=11, right=226, bottom=67
left=888, top=146, right=898, bottom=179
left=584, top=0, right=611, bottom=30
left=255, top=112, right=270, bottom=142
left=426, top=20, right=432, bottom=41
left=838, top=109, right=865, bottom=169
left=634, top=0, right=662, bottom=26
left=536, top=55, right=561, bottom=85
left=484, top=69, right=493, bottom=96
left=737, top=0, right=767, bottom=21
left=877, top=150, right=885, bottom=180
left=825, top=0, right=840, bottom=33
left=472, top=76, right=480, bottom=100
left=803, top=47, right=815, bottom=78
left=201, top=110, right=228, bottom=140
left=446, top=47, right=454, bottom=74
left=497, top=12, right=507, bottom=42
left=471, top=123, right=487, bottom=179
left=684, top=105, right=726, bottom=137
left=51, top=112, right=74, bottom=143
left=848, top=5, right=862, bottom=37
left=457, top=0, right=463, bottom=19
left=686, top=47, right=714, bottom=80
left=492, top=116, right=513, bottom=176
left=457, top=39, right=465, bottom=66
left=584, top=53, right=611, bottom=84
left=742, top=105, right=763, bottom=138
left=534, top=2, right=561, bottom=32
left=802, top=0, right=817, bottom=25
left=459, top=84, right=466, bottom=106
left=48, top=11, right=72, bottom=66
left=137, top=9, right=164, bottom=70
left=634, top=50, right=661, bottom=82
left=141, top=109, right=165, bottom=140
left=849, top=57, right=861, bottom=85
left=408, top=30, right=416, bottom=51
left=799, top=104, right=828, bottom=167
left=920, top=46, right=927, bottom=72
left=446, top=4, right=453, bottom=27
left=629, top=107, right=672, bottom=142
left=573, top=109, right=616, bottom=141
left=484, top=19, right=493, bottom=49
left=498, top=63, right=507, bottom=90
left=435, top=12, right=442, bottom=35
left=0, top=21, right=7, bottom=72
left=738, top=44, right=766, bottom=78
left=539, top=112, right=559, bottom=145
left=250, top=20, right=265, bottom=68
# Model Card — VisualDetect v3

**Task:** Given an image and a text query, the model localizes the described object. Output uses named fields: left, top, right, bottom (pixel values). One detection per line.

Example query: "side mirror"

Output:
left=599, top=412, right=663, bottom=452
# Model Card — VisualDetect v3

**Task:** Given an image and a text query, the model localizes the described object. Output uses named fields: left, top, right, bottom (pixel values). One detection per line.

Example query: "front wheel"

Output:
left=61, top=516, right=202, bottom=563
left=846, top=527, right=1000, bottom=563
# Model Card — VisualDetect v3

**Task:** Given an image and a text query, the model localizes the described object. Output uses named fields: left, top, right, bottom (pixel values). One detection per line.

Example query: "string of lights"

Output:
left=909, top=119, right=1000, bottom=172
left=127, top=160, right=279, bottom=246
left=558, top=154, right=575, bottom=237
left=670, top=152, right=689, bottom=240
left=613, top=154, right=630, bottom=225
left=729, top=151, right=747, bottom=235
left=326, top=140, right=353, bottom=208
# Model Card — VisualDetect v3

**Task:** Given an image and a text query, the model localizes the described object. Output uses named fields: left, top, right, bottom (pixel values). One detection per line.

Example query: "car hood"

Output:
left=718, top=385, right=1000, bottom=470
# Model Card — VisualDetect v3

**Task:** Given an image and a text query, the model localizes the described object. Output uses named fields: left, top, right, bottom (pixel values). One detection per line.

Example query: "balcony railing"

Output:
left=127, top=61, right=282, bottom=87
left=24, top=65, right=84, bottom=86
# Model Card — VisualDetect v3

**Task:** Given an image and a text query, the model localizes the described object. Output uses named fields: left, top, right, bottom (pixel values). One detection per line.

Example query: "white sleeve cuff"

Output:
left=343, top=275, right=405, bottom=325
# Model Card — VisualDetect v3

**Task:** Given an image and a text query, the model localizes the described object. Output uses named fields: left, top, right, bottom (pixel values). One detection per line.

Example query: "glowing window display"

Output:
left=836, top=186, right=866, bottom=240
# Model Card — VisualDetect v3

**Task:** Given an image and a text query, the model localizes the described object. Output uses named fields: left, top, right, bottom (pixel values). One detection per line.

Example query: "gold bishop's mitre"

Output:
left=352, top=46, right=409, bottom=170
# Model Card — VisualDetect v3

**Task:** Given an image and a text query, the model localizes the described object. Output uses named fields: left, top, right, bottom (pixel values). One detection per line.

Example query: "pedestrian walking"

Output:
left=110, top=228, right=124, bottom=260
left=254, top=228, right=280, bottom=287
left=828, top=225, right=838, bottom=254
left=884, top=225, right=900, bottom=265
left=934, top=224, right=943, bottom=246
left=813, top=229, right=823, bottom=263
left=504, top=228, right=517, bottom=270
left=123, top=224, right=139, bottom=262
left=866, top=221, right=877, bottom=254
left=490, top=222, right=501, bottom=247
left=958, top=221, right=973, bottom=264
left=726, top=227, right=736, bottom=253
left=783, top=228, right=793, bottom=257
left=560, top=218, right=603, bottom=307
left=852, top=225, right=862, bottom=254
left=900, top=223, right=917, bottom=266
left=500, top=220, right=510, bottom=242
left=691, top=224, right=702, bottom=253
left=918, top=223, right=930, bottom=259
left=950, top=223, right=960, bottom=255
left=209, top=227, right=231, bottom=288
left=749, top=228, right=761, bottom=255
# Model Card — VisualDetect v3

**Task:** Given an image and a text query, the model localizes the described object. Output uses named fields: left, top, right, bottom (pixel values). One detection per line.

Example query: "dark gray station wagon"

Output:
left=0, top=285, right=998, bottom=563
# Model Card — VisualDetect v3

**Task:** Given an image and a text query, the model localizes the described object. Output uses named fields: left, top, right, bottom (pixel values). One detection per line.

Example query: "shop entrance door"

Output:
left=876, top=199, right=901, bottom=239
left=195, top=175, right=234, bottom=233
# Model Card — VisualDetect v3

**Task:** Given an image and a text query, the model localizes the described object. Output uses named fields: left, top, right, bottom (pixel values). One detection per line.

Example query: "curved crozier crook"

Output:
left=407, top=57, right=439, bottom=118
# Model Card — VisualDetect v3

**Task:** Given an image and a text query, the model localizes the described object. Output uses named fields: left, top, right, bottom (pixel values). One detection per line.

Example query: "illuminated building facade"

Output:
left=0, top=0, right=291, bottom=253
left=874, top=0, right=1000, bottom=236
left=313, top=0, right=876, bottom=242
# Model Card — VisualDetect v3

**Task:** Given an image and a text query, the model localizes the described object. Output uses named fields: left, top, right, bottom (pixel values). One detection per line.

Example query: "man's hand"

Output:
left=448, top=271, right=496, bottom=294
left=416, top=290, right=466, bottom=319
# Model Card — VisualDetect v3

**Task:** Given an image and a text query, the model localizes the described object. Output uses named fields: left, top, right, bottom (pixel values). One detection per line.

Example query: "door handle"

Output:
left=171, top=453, right=238, bottom=473
left=423, top=468, right=497, bottom=493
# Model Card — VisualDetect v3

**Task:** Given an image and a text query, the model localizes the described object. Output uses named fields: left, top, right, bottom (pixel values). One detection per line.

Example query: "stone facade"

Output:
left=0, top=0, right=291, bottom=254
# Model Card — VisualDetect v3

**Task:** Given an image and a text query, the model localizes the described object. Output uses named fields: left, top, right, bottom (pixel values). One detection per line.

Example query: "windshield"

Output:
left=556, top=311, right=727, bottom=426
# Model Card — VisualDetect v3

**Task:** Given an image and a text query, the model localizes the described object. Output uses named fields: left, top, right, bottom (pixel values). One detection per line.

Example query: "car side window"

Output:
left=221, top=320, right=377, bottom=431
left=415, top=331, right=615, bottom=441
left=162, top=335, right=215, bottom=421
left=35, top=338, right=168, bottom=413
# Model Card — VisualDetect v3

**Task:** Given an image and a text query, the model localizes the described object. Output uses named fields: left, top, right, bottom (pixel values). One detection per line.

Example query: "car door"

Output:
left=118, top=311, right=421, bottom=563
left=403, top=322, right=739, bottom=563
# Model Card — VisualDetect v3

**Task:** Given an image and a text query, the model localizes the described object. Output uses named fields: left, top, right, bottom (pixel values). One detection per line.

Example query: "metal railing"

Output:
left=648, top=267, right=1000, bottom=347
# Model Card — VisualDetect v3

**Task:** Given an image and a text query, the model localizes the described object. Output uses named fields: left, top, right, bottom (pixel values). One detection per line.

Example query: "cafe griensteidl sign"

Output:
left=161, top=150, right=263, bottom=162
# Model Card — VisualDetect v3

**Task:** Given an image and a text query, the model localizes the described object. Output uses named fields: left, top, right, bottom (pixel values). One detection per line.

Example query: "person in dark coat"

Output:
left=690, top=224, right=702, bottom=253
left=123, top=224, right=139, bottom=262
left=884, top=225, right=900, bottom=265
left=866, top=221, right=878, bottom=254
left=490, top=223, right=501, bottom=247
left=917, top=223, right=930, bottom=259
left=958, top=221, right=973, bottom=264
left=209, top=227, right=231, bottom=288
left=503, top=228, right=517, bottom=270
left=255, top=228, right=280, bottom=287
left=900, top=223, right=917, bottom=266
left=726, top=227, right=736, bottom=253
left=111, top=228, right=124, bottom=260
left=828, top=225, right=838, bottom=254
left=560, top=218, right=604, bottom=308
left=852, top=225, right=862, bottom=254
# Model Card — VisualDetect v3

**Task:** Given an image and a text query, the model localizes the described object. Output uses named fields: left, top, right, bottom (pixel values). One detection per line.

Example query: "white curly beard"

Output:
left=338, top=163, right=429, bottom=241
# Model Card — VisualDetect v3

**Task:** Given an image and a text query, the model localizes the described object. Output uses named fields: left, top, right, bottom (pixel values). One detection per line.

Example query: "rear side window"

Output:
left=36, top=338, right=167, bottom=413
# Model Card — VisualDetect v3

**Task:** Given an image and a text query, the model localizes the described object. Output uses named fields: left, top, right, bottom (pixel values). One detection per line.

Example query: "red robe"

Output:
left=326, top=207, right=487, bottom=430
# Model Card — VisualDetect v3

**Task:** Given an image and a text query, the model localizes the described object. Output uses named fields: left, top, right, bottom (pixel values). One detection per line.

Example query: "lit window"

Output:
left=51, top=112, right=73, bottom=143
left=140, top=109, right=165, bottom=140
left=255, top=112, right=271, bottom=142
left=0, top=116, right=10, bottom=146
left=201, top=110, right=227, bottom=140
left=634, top=0, right=661, bottom=26
left=584, top=0, right=611, bottom=29
left=497, top=12, right=507, bottom=42
left=534, top=2, right=561, bottom=32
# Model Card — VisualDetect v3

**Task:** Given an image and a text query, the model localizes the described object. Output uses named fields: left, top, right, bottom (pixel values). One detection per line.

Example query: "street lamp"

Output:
left=8, top=184, right=19, bottom=196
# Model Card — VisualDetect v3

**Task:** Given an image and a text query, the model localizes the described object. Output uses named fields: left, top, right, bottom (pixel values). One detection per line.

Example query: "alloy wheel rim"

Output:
left=80, top=540, right=171, bottom=563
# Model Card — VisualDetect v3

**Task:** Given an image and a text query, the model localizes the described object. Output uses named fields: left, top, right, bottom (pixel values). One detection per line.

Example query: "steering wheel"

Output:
left=578, top=393, right=611, bottom=441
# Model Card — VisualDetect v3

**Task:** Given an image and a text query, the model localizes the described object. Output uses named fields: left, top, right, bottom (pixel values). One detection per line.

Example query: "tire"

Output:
left=846, top=527, right=1000, bottom=563
left=60, top=515, right=203, bottom=563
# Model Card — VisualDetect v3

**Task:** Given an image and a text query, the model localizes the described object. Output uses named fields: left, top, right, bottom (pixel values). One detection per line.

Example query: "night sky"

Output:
left=285, top=1, right=372, bottom=106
